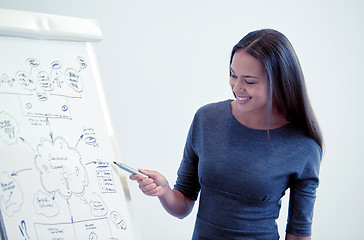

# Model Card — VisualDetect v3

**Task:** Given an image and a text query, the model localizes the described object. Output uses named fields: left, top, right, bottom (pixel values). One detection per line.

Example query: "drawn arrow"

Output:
left=49, top=132, right=54, bottom=143
left=86, top=161, right=97, bottom=165
left=75, top=134, right=84, bottom=147
left=45, top=118, right=55, bottom=143
left=11, top=168, right=32, bottom=176
left=80, top=197, right=89, bottom=204
left=18, top=137, right=36, bottom=152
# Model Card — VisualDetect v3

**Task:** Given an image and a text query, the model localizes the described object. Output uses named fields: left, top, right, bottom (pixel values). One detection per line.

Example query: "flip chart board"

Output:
left=0, top=8, right=138, bottom=240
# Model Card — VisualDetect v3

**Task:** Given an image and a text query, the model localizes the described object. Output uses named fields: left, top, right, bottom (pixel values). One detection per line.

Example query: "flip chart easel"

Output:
left=0, top=8, right=139, bottom=240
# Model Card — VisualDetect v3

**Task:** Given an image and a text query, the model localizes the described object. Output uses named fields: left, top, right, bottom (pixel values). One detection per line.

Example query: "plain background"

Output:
left=1, top=1, right=363, bottom=239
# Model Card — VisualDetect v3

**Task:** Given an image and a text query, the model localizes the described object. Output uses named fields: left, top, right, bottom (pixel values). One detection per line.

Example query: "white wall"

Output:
left=1, top=0, right=363, bottom=239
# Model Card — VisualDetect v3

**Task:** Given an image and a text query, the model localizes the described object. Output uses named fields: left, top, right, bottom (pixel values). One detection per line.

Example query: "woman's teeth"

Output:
left=237, top=96, right=252, bottom=100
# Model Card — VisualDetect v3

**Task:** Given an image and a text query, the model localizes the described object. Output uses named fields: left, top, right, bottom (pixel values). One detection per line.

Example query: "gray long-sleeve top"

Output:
left=174, top=100, right=321, bottom=239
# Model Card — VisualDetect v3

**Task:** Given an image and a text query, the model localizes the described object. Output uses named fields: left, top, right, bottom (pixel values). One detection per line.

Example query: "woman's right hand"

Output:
left=129, top=169, right=171, bottom=197
left=130, top=169, right=195, bottom=218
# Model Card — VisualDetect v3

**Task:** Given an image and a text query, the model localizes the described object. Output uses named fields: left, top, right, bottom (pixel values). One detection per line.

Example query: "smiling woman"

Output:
left=130, top=29, right=323, bottom=240
left=229, top=50, right=274, bottom=129
left=230, top=29, right=323, bottom=149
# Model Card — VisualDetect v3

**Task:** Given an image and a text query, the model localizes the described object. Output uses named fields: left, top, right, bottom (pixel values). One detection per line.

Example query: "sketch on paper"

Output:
left=0, top=56, right=87, bottom=120
left=0, top=171, right=24, bottom=217
left=0, top=111, right=19, bottom=145
left=110, top=211, right=127, bottom=230
left=33, top=190, right=60, bottom=218
left=0, top=40, right=133, bottom=239
left=34, top=136, right=88, bottom=200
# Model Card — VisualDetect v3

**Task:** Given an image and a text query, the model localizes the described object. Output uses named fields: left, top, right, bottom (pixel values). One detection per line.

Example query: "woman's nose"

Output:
left=233, top=79, right=245, bottom=92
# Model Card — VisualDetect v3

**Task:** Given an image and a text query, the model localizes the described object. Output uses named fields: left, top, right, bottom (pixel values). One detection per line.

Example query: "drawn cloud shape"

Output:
left=89, top=193, right=107, bottom=217
left=15, top=70, right=36, bottom=91
left=110, top=211, right=127, bottom=230
left=0, top=171, right=23, bottom=216
left=65, top=68, right=83, bottom=92
left=34, top=137, right=88, bottom=199
left=33, top=190, right=59, bottom=217
left=0, top=111, right=19, bottom=145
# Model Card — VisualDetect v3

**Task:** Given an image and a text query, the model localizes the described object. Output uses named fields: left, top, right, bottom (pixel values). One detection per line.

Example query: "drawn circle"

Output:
left=85, top=136, right=96, bottom=145
left=15, top=71, right=36, bottom=90
left=26, top=58, right=40, bottom=67
left=2, top=73, right=9, bottom=81
left=77, top=56, right=85, bottom=64
left=25, top=103, right=32, bottom=109
left=36, top=93, right=48, bottom=101
left=119, top=220, right=127, bottom=230
left=77, top=57, right=87, bottom=69
left=110, top=211, right=121, bottom=223
left=51, top=61, right=62, bottom=69
left=38, top=71, right=52, bottom=90
left=65, top=68, right=83, bottom=92
left=61, top=105, right=68, bottom=112
left=89, top=232, right=98, bottom=240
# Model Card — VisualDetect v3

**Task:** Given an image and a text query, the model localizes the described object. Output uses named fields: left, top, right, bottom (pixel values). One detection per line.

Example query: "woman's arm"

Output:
left=130, top=169, right=195, bottom=219
left=286, top=233, right=311, bottom=240
left=158, top=186, right=195, bottom=219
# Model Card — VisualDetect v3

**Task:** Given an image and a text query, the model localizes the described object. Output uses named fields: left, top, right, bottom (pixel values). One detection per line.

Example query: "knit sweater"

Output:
left=174, top=100, right=321, bottom=239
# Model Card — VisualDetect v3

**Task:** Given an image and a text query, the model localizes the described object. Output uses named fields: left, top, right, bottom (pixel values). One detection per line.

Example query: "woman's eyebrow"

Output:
left=229, top=67, right=258, bottom=79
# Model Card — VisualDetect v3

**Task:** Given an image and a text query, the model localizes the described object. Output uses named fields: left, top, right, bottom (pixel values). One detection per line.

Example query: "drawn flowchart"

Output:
left=0, top=107, right=128, bottom=239
left=0, top=37, right=134, bottom=240
left=0, top=56, right=87, bottom=120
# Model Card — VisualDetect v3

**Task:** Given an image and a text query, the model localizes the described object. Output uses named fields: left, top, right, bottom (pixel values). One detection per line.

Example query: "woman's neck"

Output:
left=231, top=101, right=290, bottom=130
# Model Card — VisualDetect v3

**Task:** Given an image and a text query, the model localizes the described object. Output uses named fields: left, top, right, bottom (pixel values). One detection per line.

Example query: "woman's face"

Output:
left=229, top=50, right=268, bottom=117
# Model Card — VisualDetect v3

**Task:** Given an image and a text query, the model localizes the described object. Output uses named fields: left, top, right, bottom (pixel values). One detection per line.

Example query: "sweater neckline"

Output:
left=226, top=99, right=291, bottom=132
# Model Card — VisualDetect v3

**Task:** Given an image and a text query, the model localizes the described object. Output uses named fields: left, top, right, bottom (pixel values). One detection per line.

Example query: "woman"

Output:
left=130, top=29, right=323, bottom=240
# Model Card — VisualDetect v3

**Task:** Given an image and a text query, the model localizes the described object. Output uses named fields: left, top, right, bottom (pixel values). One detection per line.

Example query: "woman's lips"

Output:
left=236, top=96, right=252, bottom=104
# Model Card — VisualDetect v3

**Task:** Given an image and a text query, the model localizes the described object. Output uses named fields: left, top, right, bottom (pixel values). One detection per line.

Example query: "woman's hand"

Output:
left=130, top=169, right=194, bottom=218
left=129, top=169, right=170, bottom=197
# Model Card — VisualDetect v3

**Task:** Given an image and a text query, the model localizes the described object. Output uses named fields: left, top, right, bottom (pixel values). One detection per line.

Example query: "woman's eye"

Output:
left=245, top=80, right=254, bottom=84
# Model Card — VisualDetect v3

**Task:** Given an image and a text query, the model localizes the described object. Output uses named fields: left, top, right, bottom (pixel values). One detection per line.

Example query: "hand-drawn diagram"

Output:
left=1, top=56, right=85, bottom=98
left=0, top=56, right=86, bottom=120
left=97, top=165, right=117, bottom=194
left=110, top=211, right=127, bottom=230
left=0, top=111, right=19, bottom=145
left=33, top=190, right=59, bottom=217
left=89, top=193, right=108, bottom=217
left=33, top=217, right=111, bottom=240
left=35, top=136, right=88, bottom=199
left=0, top=40, right=133, bottom=239
left=0, top=108, right=129, bottom=239
left=0, top=171, right=23, bottom=217
left=77, top=128, right=99, bottom=148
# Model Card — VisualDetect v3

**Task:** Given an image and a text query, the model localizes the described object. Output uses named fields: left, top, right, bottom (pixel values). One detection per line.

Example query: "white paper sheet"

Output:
left=0, top=36, right=137, bottom=239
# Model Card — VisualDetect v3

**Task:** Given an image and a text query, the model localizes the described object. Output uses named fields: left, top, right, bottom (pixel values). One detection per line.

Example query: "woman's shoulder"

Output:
left=279, top=125, right=322, bottom=162
left=189, top=100, right=232, bottom=127
left=195, top=99, right=231, bottom=116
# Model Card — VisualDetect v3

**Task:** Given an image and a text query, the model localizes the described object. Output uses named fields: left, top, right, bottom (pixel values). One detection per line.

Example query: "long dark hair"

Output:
left=230, top=29, right=323, bottom=151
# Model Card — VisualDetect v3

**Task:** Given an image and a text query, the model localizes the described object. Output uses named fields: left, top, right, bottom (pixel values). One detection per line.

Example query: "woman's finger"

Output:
left=140, top=183, right=157, bottom=192
left=145, top=186, right=162, bottom=196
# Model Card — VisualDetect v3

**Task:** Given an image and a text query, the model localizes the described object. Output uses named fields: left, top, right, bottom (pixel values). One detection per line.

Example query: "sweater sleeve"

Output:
left=173, top=121, right=201, bottom=201
left=286, top=144, right=321, bottom=236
